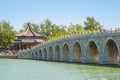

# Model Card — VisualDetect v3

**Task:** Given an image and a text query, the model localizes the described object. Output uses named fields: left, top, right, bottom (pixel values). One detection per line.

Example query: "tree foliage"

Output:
left=48, top=25, right=68, bottom=40
left=0, top=21, right=16, bottom=48
left=39, top=19, right=53, bottom=37
left=39, top=19, right=68, bottom=40
left=0, top=17, right=105, bottom=48
left=20, top=17, right=103, bottom=40
left=68, top=23, right=86, bottom=34
left=84, top=17, right=103, bottom=32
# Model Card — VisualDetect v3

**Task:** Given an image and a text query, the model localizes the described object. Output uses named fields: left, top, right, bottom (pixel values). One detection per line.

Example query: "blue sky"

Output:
left=0, top=0, right=120, bottom=31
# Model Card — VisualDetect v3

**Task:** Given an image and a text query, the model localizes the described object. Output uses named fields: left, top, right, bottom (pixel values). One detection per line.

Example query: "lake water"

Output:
left=0, top=59, right=120, bottom=80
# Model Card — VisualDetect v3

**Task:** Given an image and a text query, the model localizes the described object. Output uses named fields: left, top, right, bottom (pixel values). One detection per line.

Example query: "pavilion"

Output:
left=12, top=23, right=45, bottom=50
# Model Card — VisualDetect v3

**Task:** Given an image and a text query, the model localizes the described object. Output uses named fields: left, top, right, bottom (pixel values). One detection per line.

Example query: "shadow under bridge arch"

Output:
left=86, top=41, right=99, bottom=63
left=104, top=39, right=119, bottom=64
left=73, top=42, right=82, bottom=62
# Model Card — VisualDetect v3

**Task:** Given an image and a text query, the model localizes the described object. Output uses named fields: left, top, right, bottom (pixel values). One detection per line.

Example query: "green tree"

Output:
left=48, top=25, right=68, bottom=40
left=39, top=19, right=68, bottom=40
left=84, top=17, right=103, bottom=32
left=39, top=19, right=53, bottom=37
left=0, top=21, right=16, bottom=48
left=68, top=23, right=86, bottom=34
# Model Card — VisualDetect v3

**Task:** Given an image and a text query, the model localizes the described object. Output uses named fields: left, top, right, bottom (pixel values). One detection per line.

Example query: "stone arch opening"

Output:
left=63, top=44, right=69, bottom=61
left=105, top=39, right=118, bottom=64
left=32, top=53, right=34, bottom=59
left=49, top=47, right=53, bottom=60
left=39, top=50, right=42, bottom=59
left=35, top=51, right=38, bottom=59
left=44, top=48, right=47, bottom=60
left=55, top=45, right=60, bottom=60
left=86, top=41, right=99, bottom=62
left=74, top=42, right=82, bottom=61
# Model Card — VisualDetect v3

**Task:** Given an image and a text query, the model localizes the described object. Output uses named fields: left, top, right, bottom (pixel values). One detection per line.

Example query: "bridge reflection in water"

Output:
left=18, top=31, right=120, bottom=65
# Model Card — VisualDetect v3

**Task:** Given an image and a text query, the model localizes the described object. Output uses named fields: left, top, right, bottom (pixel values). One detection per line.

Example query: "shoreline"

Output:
left=0, top=55, right=17, bottom=59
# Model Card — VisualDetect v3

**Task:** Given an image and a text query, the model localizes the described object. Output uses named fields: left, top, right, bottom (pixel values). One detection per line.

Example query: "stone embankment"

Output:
left=0, top=54, right=17, bottom=59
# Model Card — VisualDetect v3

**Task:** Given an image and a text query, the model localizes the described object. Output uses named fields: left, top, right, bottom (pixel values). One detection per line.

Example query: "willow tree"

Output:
left=0, top=21, right=16, bottom=48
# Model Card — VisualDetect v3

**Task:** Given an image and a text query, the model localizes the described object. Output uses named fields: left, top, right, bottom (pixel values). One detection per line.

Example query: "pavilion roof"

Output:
left=16, top=23, right=43, bottom=37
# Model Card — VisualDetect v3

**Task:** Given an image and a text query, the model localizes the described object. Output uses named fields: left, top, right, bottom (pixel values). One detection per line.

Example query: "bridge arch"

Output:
left=39, top=49, right=42, bottom=59
left=49, top=46, right=53, bottom=60
left=32, top=52, right=34, bottom=59
left=55, top=45, right=60, bottom=60
left=73, top=42, right=82, bottom=62
left=104, top=39, right=119, bottom=64
left=63, top=43, right=69, bottom=61
left=43, top=48, right=47, bottom=60
left=35, top=51, right=38, bottom=59
left=86, top=40, right=99, bottom=63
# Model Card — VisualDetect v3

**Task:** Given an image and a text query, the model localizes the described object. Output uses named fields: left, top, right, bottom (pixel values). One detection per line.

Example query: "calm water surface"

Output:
left=0, top=59, right=120, bottom=80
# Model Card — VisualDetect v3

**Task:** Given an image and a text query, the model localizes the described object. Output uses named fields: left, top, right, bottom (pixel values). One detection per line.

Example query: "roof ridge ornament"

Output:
left=27, top=22, right=30, bottom=26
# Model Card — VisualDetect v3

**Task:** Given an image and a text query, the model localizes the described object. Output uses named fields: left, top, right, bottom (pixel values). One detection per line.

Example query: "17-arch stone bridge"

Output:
left=18, top=31, right=120, bottom=65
